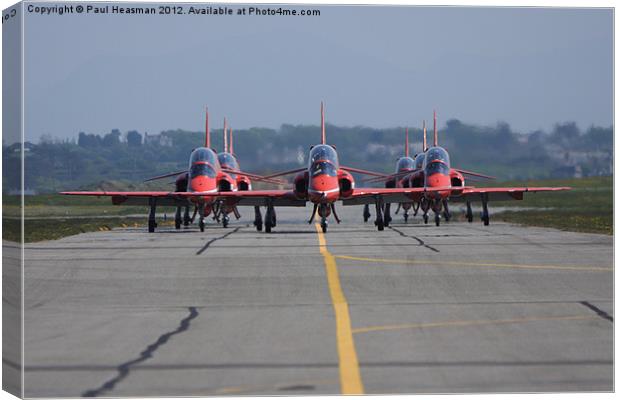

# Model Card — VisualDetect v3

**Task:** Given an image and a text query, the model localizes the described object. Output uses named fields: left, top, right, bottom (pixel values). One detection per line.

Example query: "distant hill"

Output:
left=3, top=120, right=612, bottom=193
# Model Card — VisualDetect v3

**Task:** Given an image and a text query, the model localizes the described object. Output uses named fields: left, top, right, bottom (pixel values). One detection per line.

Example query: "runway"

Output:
left=18, top=205, right=613, bottom=396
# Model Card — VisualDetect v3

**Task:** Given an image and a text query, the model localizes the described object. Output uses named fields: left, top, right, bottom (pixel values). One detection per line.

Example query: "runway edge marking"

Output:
left=314, top=223, right=364, bottom=395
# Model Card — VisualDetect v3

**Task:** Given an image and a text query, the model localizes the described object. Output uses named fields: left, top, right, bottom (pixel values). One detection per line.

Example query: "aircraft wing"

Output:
left=61, top=190, right=306, bottom=207
left=450, top=186, right=571, bottom=202
left=341, top=186, right=467, bottom=205
left=61, top=191, right=195, bottom=206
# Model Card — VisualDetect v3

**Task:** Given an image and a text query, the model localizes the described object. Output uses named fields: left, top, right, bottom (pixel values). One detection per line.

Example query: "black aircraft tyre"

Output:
left=483, top=213, right=490, bottom=226
left=435, top=214, right=440, bottom=226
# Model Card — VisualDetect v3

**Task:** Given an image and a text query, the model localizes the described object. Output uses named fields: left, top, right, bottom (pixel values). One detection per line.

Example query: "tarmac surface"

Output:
left=18, top=205, right=613, bottom=397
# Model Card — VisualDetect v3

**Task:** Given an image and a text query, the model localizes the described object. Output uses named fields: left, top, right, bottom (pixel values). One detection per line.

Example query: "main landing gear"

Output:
left=442, top=199, right=451, bottom=222
left=383, top=203, right=392, bottom=227
left=148, top=198, right=158, bottom=233
left=481, top=194, right=490, bottom=226
left=363, top=204, right=371, bottom=222
left=374, top=197, right=385, bottom=231
left=254, top=206, right=263, bottom=232
left=264, top=201, right=276, bottom=233
left=466, top=201, right=473, bottom=223
left=184, top=206, right=192, bottom=227
left=175, top=206, right=182, bottom=230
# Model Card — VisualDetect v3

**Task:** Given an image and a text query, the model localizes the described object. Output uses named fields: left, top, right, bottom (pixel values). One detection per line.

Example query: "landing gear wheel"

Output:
left=404, top=213, right=409, bottom=223
left=148, top=220, right=156, bottom=233
left=265, top=205, right=275, bottom=233
left=363, top=204, right=370, bottom=222
left=175, top=219, right=181, bottom=230
left=383, top=203, right=391, bottom=227
left=256, top=221, right=263, bottom=232
left=199, top=219, right=205, bottom=232
left=377, top=218, right=384, bottom=231
left=435, top=214, right=441, bottom=226
left=270, top=212, right=277, bottom=228
left=222, top=215, right=229, bottom=228
left=482, top=213, right=489, bottom=226
left=321, top=220, right=327, bottom=233
left=423, top=214, right=429, bottom=224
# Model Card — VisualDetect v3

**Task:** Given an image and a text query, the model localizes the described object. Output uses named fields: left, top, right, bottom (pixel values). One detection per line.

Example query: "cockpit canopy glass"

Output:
left=310, top=161, right=338, bottom=177
left=189, top=163, right=217, bottom=178
left=190, top=147, right=219, bottom=166
left=218, top=153, right=239, bottom=170
left=424, top=147, right=450, bottom=167
left=414, top=153, right=425, bottom=170
left=396, top=157, right=415, bottom=172
left=309, top=145, right=339, bottom=168
left=425, top=161, right=450, bottom=176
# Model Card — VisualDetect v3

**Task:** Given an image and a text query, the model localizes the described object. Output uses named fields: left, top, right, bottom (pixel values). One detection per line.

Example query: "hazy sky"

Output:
left=23, top=4, right=613, bottom=141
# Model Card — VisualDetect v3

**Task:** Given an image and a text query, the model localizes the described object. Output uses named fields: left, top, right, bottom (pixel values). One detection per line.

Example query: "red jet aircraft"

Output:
left=362, top=127, right=417, bottom=225
left=62, top=104, right=570, bottom=233
left=69, top=107, right=283, bottom=232
left=360, top=111, right=565, bottom=226
left=215, top=118, right=271, bottom=230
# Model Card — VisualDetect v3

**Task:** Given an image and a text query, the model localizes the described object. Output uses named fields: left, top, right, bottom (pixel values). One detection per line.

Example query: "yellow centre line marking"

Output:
left=315, top=223, right=364, bottom=395
left=334, top=255, right=611, bottom=272
left=352, top=314, right=599, bottom=335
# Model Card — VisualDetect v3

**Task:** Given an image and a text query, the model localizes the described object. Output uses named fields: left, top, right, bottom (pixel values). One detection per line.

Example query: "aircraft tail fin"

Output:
left=205, top=106, right=211, bottom=148
left=405, top=127, right=409, bottom=157
left=423, top=120, right=427, bottom=151
left=223, top=117, right=228, bottom=153
left=229, top=126, right=234, bottom=154
left=321, top=101, right=326, bottom=144
left=433, top=110, right=438, bottom=147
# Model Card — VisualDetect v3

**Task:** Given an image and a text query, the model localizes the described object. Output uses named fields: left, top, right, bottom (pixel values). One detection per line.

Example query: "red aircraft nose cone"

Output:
left=427, top=173, right=451, bottom=198
left=309, top=175, right=339, bottom=202
left=190, top=176, right=216, bottom=192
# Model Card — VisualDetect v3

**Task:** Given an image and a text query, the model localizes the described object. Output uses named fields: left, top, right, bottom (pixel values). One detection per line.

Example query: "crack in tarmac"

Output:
left=82, top=307, right=199, bottom=397
left=388, top=226, right=440, bottom=253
